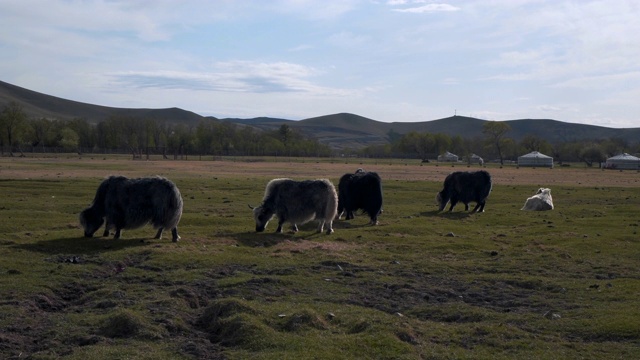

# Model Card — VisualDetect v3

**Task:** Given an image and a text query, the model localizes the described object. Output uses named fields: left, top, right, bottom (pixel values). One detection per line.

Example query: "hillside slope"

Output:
left=2, top=80, right=639, bottom=150
left=0, top=80, right=208, bottom=125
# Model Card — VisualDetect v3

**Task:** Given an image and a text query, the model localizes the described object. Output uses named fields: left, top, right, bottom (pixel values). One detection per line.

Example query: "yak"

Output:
left=79, top=176, right=183, bottom=241
left=436, top=170, right=492, bottom=212
left=521, top=188, right=554, bottom=211
left=337, top=170, right=383, bottom=225
left=250, top=178, right=337, bottom=234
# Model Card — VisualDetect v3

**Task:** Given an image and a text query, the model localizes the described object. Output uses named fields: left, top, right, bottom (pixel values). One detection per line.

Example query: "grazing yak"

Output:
left=79, top=176, right=183, bottom=241
left=521, top=188, right=554, bottom=211
left=337, top=170, right=383, bottom=225
left=436, top=170, right=492, bottom=212
left=251, top=178, right=337, bottom=234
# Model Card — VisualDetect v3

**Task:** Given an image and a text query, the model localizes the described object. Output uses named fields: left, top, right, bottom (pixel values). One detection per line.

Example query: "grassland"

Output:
left=1, top=156, right=639, bottom=359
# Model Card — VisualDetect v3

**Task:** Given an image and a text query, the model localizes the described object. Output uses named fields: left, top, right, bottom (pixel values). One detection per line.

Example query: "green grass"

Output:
left=1, top=159, right=639, bottom=359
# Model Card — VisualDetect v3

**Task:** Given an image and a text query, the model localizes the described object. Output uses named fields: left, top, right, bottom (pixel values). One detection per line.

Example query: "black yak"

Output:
left=436, top=170, right=492, bottom=212
left=250, top=178, right=337, bottom=234
left=79, top=176, right=183, bottom=241
left=337, top=170, right=383, bottom=225
left=521, top=188, right=554, bottom=211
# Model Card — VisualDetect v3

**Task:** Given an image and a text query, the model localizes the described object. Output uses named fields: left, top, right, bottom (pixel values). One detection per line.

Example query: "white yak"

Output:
left=521, top=188, right=554, bottom=211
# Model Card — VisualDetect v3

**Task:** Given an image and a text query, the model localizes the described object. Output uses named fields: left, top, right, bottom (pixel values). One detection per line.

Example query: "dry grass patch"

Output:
left=271, top=239, right=358, bottom=255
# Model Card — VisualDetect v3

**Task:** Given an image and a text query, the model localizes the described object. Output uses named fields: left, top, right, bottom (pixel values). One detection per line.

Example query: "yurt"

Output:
left=468, top=153, right=484, bottom=165
left=518, top=151, right=553, bottom=168
left=605, top=153, right=640, bottom=170
left=438, top=151, right=459, bottom=162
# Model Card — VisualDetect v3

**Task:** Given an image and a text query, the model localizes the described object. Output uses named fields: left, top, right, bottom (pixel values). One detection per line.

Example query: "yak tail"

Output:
left=326, top=186, right=338, bottom=220
left=155, top=184, right=184, bottom=229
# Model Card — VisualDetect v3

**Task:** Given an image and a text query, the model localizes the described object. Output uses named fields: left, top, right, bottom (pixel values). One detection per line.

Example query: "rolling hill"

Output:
left=0, top=80, right=208, bottom=125
left=231, top=113, right=640, bottom=150
left=2, top=80, right=639, bottom=150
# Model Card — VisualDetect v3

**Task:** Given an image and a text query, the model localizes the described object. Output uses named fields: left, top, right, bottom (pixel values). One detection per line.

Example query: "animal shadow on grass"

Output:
left=420, top=210, right=472, bottom=219
left=234, top=222, right=339, bottom=247
left=332, top=220, right=375, bottom=230
left=14, top=236, right=150, bottom=255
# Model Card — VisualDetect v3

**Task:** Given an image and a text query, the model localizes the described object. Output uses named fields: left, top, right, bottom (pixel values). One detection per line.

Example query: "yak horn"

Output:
left=248, top=204, right=255, bottom=210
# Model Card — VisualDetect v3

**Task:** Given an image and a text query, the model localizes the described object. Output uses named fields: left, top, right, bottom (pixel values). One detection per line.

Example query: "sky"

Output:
left=1, top=0, right=639, bottom=128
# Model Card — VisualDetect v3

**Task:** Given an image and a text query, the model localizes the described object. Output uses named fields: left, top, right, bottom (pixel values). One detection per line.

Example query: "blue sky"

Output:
left=1, top=0, right=639, bottom=128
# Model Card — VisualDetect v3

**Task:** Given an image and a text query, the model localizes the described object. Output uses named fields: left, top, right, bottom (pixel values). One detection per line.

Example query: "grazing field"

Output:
left=1, top=156, right=639, bottom=359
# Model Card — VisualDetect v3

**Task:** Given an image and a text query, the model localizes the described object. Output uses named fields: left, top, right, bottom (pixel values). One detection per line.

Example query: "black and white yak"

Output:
left=436, top=170, right=492, bottom=212
left=79, top=176, right=183, bottom=241
left=337, top=170, right=383, bottom=225
left=521, top=188, right=554, bottom=211
left=250, top=178, right=337, bottom=234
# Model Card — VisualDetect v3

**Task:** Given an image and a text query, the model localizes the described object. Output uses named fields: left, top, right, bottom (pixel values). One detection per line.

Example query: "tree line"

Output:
left=2, top=101, right=637, bottom=165
left=358, top=121, right=639, bottom=166
left=0, top=102, right=332, bottom=158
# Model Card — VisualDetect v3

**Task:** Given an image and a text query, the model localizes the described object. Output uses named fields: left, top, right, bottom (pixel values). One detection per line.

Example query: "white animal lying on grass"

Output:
left=521, top=188, right=554, bottom=211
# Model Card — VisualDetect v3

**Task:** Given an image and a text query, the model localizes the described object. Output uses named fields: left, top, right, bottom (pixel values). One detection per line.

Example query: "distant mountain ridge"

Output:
left=2, top=80, right=639, bottom=150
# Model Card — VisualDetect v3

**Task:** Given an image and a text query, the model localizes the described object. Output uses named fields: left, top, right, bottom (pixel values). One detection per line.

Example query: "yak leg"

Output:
left=325, top=220, right=334, bottom=234
left=171, top=228, right=180, bottom=242
left=275, top=219, right=284, bottom=233
left=474, top=202, right=485, bottom=213
left=464, top=203, right=470, bottom=211
left=316, top=220, right=325, bottom=233
left=102, top=221, right=111, bottom=237
left=448, top=201, right=457, bottom=212
left=154, top=228, right=164, bottom=239
left=346, top=210, right=355, bottom=220
left=113, top=228, right=122, bottom=239
left=291, top=224, right=298, bottom=233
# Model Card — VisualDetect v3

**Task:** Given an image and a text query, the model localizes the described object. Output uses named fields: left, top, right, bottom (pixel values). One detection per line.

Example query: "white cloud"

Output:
left=538, top=105, right=563, bottom=112
left=108, top=61, right=357, bottom=97
left=288, top=44, right=314, bottom=52
left=441, top=78, right=459, bottom=85
left=327, top=31, right=372, bottom=48
left=551, top=71, right=640, bottom=90
left=2, top=0, right=640, bottom=127
left=392, top=3, right=460, bottom=13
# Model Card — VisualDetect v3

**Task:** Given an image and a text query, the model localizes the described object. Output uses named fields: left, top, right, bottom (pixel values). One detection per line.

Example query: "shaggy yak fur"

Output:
left=436, top=170, right=492, bottom=212
left=521, top=188, right=554, bottom=211
left=79, top=176, right=183, bottom=241
left=337, top=170, right=383, bottom=225
left=251, top=178, right=338, bottom=234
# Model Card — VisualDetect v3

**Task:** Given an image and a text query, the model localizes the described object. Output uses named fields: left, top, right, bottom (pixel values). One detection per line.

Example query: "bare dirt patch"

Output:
left=2, top=157, right=639, bottom=187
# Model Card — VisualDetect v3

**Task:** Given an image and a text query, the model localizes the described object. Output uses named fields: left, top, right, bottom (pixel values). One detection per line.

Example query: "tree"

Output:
left=520, top=135, right=544, bottom=152
left=601, top=137, right=628, bottom=157
left=433, top=133, right=452, bottom=156
left=26, top=117, right=54, bottom=152
left=0, top=101, right=28, bottom=156
left=279, top=124, right=292, bottom=152
left=67, top=118, right=94, bottom=152
left=550, top=141, right=570, bottom=164
left=58, top=127, right=80, bottom=152
left=395, top=131, right=433, bottom=160
left=578, top=144, right=605, bottom=167
left=482, top=121, right=511, bottom=165
left=449, top=135, right=466, bottom=158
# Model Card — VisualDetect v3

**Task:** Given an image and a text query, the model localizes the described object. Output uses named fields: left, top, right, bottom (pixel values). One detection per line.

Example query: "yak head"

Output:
left=79, top=207, right=104, bottom=237
left=435, top=191, right=447, bottom=211
left=537, top=188, right=551, bottom=196
left=249, top=204, right=274, bottom=232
